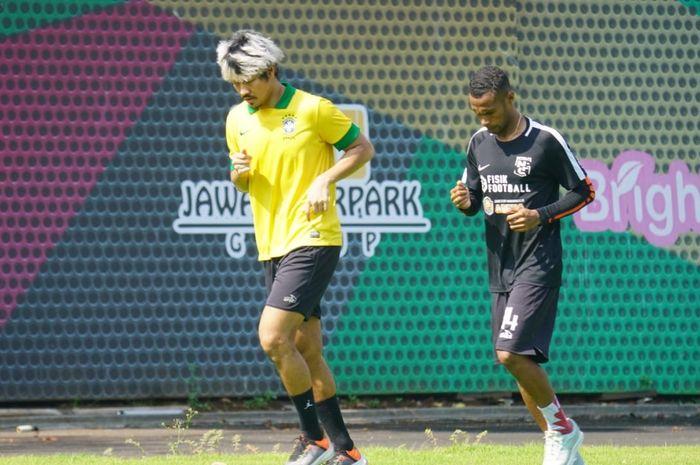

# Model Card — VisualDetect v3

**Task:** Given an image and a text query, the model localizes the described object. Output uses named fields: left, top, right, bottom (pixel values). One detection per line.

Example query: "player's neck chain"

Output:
left=498, top=113, right=523, bottom=142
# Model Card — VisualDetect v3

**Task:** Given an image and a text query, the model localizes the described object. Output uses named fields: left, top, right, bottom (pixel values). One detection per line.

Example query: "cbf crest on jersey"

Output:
left=282, top=114, right=296, bottom=136
left=514, top=156, right=532, bottom=177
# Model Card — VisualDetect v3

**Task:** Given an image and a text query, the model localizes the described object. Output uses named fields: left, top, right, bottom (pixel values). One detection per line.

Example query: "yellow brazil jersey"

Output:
left=225, top=83, right=360, bottom=261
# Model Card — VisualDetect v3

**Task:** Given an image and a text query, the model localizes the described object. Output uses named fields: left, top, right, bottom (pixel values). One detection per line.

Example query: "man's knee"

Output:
left=298, top=340, right=323, bottom=364
left=259, top=331, right=295, bottom=361
left=496, top=350, right=522, bottom=369
left=258, top=306, right=304, bottom=360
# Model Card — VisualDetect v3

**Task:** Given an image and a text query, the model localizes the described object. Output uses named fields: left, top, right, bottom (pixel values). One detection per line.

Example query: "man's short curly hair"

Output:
left=468, top=65, right=512, bottom=98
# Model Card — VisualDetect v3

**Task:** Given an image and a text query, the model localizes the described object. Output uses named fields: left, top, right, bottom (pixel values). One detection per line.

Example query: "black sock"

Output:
left=290, top=389, right=324, bottom=441
left=316, top=395, right=354, bottom=451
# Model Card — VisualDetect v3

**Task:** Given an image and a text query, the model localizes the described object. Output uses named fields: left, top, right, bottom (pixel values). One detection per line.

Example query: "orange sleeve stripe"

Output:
left=548, top=177, right=596, bottom=223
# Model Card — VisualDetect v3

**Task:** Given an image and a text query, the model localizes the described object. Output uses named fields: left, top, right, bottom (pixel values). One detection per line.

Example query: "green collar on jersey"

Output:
left=247, top=82, right=296, bottom=114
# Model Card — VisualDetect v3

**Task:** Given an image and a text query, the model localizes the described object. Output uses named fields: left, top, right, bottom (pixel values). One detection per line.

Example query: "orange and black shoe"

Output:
left=324, top=448, right=367, bottom=465
left=286, top=435, right=334, bottom=465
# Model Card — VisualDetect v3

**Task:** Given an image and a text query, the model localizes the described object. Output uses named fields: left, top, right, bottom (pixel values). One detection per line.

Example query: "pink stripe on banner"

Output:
left=0, top=0, right=193, bottom=326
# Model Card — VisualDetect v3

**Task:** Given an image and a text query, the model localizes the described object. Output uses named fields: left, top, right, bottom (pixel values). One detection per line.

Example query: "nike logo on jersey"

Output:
left=478, top=164, right=491, bottom=171
left=239, top=129, right=250, bottom=136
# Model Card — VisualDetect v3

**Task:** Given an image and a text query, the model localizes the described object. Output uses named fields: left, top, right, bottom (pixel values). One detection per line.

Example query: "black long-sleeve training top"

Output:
left=460, top=117, right=595, bottom=292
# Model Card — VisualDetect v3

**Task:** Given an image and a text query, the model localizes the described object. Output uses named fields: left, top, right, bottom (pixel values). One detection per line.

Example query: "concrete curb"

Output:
left=206, top=403, right=700, bottom=428
left=1, top=403, right=698, bottom=431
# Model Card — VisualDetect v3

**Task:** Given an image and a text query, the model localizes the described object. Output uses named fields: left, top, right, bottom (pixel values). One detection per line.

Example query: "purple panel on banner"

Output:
left=0, top=0, right=193, bottom=326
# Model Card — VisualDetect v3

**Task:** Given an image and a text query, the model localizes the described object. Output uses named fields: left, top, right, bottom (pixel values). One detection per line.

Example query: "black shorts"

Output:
left=490, top=284, right=560, bottom=364
left=262, top=246, right=341, bottom=320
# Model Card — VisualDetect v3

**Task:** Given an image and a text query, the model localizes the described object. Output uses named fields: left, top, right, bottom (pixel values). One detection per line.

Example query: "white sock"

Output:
left=538, top=397, right=573, bottom=434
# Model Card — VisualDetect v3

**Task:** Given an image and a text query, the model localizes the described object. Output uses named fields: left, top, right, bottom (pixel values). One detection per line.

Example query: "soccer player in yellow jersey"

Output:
left=216, top=30, right=374, bottom=465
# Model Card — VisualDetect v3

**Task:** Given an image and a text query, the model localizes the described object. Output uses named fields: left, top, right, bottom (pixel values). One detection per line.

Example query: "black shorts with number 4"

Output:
left=262, top=246, right=341, bottom=320
left=491, top=283, right=560, bottom=364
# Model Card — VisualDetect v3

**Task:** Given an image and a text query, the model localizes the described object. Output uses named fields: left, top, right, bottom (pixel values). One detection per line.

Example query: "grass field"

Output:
left=2, top=445, right=700, bottom=465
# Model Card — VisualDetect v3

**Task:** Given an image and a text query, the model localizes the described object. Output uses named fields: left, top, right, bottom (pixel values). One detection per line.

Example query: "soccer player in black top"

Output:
left=451, top=66, right=595, bottom=465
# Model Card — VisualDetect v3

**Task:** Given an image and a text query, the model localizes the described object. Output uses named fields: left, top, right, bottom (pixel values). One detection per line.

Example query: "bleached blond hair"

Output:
left=216, top=30, right=285, bottom=83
